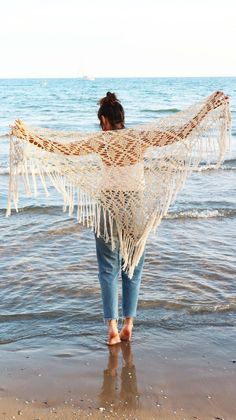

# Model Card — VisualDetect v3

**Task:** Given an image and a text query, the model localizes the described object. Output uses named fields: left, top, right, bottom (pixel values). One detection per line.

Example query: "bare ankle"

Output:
left=108, top=319, right=118, bottom=330
left=124, top=317, right=133, bottom=326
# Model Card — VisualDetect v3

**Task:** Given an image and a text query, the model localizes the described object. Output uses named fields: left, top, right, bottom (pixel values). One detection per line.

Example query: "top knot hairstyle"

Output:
left=98, top=92, right=125, bottom=130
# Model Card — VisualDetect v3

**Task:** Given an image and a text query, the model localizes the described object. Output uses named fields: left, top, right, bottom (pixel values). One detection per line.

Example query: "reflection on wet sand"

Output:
left=99, top=342, right=140, bottom=412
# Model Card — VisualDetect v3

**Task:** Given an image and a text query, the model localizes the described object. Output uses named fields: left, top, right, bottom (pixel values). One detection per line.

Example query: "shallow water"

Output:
left=0, top=77, right=235, bottom=347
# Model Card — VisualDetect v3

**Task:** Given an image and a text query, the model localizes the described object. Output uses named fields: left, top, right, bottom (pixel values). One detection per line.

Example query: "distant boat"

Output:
left=82, top=75, right=95, bottom=81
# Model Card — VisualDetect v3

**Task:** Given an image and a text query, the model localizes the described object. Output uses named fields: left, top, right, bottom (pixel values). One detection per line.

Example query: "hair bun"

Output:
left=106, top=92, right=117, bottom=104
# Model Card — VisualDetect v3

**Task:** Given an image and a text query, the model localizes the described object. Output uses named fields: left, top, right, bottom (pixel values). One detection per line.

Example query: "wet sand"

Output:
left=0, top=326, right=236, bottom=419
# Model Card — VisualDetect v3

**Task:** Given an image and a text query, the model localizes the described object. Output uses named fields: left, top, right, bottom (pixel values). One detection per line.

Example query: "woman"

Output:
left=96, top=92, right=145, bottom=346
left=10, top=91, right=229, bottom=346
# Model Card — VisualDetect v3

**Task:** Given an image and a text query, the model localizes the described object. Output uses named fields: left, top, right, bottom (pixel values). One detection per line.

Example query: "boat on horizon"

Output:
left=82, top=75, right=95, bottom=81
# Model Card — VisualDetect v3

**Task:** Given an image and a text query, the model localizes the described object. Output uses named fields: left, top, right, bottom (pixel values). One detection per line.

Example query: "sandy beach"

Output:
left=1, top=326, right=236, bottom=420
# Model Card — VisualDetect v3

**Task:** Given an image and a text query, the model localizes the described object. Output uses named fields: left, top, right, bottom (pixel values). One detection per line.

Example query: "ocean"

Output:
left=0, top=77, right=235, bottom=350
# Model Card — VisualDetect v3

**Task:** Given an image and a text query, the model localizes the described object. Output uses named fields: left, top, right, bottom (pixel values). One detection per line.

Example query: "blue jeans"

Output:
left=95, top=227, right=145, bottom=321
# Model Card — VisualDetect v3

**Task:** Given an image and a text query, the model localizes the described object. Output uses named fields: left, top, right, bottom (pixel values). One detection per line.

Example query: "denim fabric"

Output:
left=94, top=213, right=145, bottom=320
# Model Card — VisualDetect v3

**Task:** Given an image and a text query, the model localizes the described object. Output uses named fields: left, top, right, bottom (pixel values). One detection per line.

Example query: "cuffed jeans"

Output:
left=95, top=231, right=145, bottom=321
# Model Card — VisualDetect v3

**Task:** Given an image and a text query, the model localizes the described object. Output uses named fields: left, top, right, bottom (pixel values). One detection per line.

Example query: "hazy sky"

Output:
left=1, top=0, right=235, bottom=78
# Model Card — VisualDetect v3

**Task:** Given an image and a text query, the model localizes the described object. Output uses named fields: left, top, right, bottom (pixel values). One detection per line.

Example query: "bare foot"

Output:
left=119, top=317, right=133, bottom=342
left=107, top=320, right=121, bottom=346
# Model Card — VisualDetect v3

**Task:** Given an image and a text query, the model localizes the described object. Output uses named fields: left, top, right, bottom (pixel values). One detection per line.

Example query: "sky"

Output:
left=0, top=0, right=235, bottom=78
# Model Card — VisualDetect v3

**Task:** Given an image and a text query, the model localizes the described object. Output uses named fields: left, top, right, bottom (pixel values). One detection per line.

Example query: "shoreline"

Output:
left=1, top=326, right=236, bottom=419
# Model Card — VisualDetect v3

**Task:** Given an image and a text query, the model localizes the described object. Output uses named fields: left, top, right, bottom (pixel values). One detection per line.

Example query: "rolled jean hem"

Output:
left=122, top=314, right=136, bottom=319
left=103, top=317, right=119, bottom=323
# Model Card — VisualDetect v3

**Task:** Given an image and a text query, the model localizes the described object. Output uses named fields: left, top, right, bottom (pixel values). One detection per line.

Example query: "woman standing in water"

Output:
left=96, top=92, right=145, bottom=346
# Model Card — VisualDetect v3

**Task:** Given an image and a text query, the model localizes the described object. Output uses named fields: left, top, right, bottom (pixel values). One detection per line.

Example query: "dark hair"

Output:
left=98, top=92, right=125, bottom=130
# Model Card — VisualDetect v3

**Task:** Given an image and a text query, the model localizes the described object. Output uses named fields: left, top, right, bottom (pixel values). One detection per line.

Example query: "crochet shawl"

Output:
left=6, top=92, right=231, bottom=277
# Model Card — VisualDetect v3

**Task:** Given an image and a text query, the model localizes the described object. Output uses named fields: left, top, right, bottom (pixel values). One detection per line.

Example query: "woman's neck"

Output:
left=112, top=122, right=124, bottom=130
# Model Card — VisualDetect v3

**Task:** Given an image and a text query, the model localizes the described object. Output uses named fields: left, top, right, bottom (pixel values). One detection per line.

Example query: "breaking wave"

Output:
left=1, top=205, right=235, bottom=220
left=166, top=208, right=236, bottom=219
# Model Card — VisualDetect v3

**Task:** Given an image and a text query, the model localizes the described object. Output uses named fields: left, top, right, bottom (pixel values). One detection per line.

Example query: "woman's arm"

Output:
left=11, top=119, right=103, bottom=156
left=140, top=91, right=229, bottom=149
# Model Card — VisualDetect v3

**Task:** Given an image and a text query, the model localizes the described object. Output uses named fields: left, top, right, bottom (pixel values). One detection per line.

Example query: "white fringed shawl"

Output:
left=6, top=92, right=231, bottom=277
